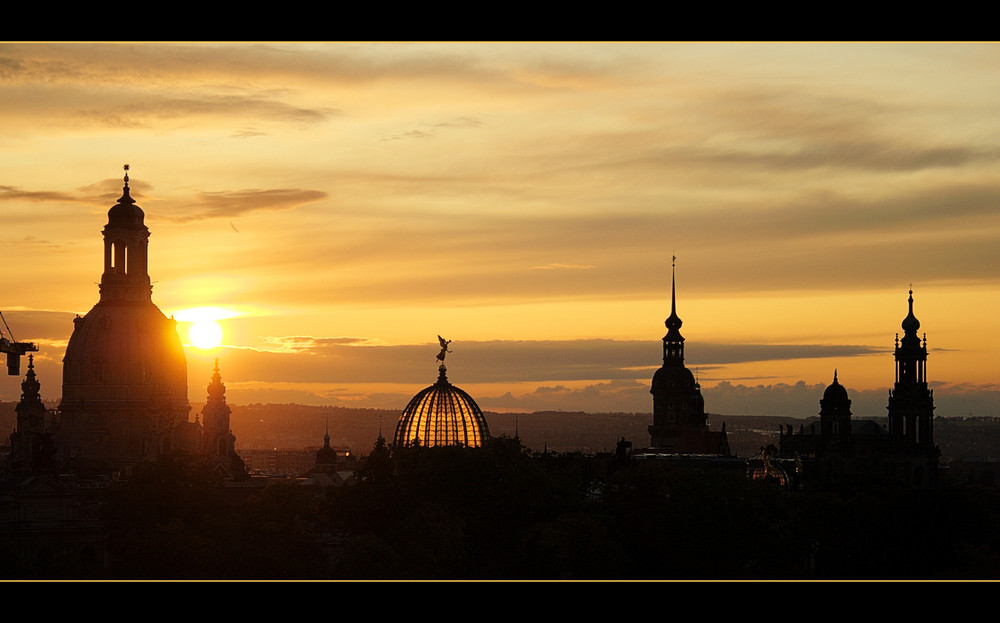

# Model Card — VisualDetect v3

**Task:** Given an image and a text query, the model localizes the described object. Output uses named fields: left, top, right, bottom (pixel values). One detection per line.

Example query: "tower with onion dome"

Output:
left=887, top=289, right=935, bottom=447
left=780, top=289, right=940, bottom=488
left=199, top=358, right=246, bottom=480
left=8, top=355, right=56, bottom=475
left=647, top=258, right=728, bottom=455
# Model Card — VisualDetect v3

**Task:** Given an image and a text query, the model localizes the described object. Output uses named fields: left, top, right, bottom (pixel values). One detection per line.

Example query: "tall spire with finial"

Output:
left=662, top=255, right=685, bottom=365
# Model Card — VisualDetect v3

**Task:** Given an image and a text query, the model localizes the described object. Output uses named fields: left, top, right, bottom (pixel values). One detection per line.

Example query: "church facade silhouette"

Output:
left=644, top=259, right=730, bottom=456
left=45, top=166, right=244, bottom=478
left=778, top=290, right=940, bottom=487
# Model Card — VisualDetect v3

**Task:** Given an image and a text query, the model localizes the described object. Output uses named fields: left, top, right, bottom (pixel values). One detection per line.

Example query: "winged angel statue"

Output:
left=436, top=335, right=452, bottom=363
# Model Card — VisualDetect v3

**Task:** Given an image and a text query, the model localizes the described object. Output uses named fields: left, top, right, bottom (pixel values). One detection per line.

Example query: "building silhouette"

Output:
left=7, top=355, right=55, bottom=475
left=393, top=341, right=490, bottom=449
left=51, top=166, right=241, bottom=477
left=779, top=290, right=940, bottom=487
left=887, top=289, right=936, bottom=450
left=3, top=358, right=108, bottom=578
left=645, top=259, right=730, bottom=456
left=198, top=359, right=247, bottom=480
left=314, top=424, right=341, bottom=474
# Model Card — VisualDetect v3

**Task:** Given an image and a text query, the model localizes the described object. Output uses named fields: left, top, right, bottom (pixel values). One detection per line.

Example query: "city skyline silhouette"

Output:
left=2, top=42, right=999, bottom=422
left=5, top=43, right=1000, bottom=581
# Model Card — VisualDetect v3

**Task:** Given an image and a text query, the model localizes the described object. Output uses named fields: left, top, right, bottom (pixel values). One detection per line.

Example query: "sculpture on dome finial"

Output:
left=123, top=163, right=130, bottom=185
left=436, top=335, right=452, bottom=363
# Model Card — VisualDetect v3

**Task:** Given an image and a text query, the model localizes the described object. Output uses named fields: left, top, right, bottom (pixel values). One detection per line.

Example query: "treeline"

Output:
left=96, top=441, right=1000, bottom=579
left=229, top=404, right=653, bottom=456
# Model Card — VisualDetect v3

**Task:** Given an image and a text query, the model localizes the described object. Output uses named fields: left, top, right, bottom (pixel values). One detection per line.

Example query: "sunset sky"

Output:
left=2, top=41, right=999, bottom=424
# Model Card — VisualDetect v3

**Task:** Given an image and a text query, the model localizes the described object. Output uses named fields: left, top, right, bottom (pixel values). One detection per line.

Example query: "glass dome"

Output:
left=393, top=364, right=490, bottom=448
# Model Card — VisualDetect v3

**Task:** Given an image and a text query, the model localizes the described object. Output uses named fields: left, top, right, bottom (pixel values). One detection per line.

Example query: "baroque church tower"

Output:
left=56, top=166, right=193, bottom=475
left=779, top=289, right=939, bottom=488
left=648, top=259, right=727, bottom=455
left=887, top=289, right=936, bottom=448
left=820, top=370, right=852, bottom=442
left=199, top=359, right=246, bottom=480
left=8, top=355, right=55, bottom=475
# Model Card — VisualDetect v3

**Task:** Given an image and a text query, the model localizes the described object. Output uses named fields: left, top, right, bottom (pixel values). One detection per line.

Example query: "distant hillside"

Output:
left=3, top=401, right=999, bottom=461
left=227, top=405, right=788, bottom=458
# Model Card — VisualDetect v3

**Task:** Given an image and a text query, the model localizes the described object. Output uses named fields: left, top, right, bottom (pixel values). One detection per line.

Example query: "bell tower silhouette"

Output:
left=820, top=370, right=852, bottom=441
left=887, top=289, right=935, bottom=446
left=99, top=164, right=152, bottom=303
left=649, top=257, right=715, bottom=449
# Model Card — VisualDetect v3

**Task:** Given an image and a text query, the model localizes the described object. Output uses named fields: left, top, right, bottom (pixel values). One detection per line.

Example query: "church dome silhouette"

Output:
left=393, top=363, right=490, bottom=449
left=650, top=364, right=699, bottom=395
left=56, top=166, right=190, bottom=473
left=822, top=370, right=850, bottom=405
left=106, top=180, right=145, bottom=227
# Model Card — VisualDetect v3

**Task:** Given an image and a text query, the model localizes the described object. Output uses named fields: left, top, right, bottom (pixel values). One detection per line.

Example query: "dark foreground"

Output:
left=5, top=437, right=1000, bottom=580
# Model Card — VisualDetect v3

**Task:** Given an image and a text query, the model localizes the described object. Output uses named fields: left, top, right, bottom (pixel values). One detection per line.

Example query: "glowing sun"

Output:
left=189, top=319, right=223, bottom=349
left=174, top=306, right=235, bottom=350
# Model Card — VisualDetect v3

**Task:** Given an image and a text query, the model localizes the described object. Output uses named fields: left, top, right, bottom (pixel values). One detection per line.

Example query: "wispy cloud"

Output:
left=381, top=116, right=484, bottom=142
left=182, top=338, right=882, bottom=387
left=162, top=189, right=328, bottom=223
left=531, top=263, right=595, bottom=270
left=4, top=42, right=1000, bottom=416
left=0, top=186, right=78, bottom=202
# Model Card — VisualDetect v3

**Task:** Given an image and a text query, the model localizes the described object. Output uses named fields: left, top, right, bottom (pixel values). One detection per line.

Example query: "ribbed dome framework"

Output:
left=394, top=365, right=490, bottom=448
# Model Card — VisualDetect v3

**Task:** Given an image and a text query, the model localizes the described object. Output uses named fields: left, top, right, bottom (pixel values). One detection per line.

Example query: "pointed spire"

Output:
left=117, top=163, right=136, bottom=207
left=206, top=358, right=227, bottom=403
left=902, top=287, right=920, bottom=334
left=671, top=254, right=676, bottom=312
left=665, top=255, right=682, bottom=332
left=324, top=418, right=331, bottom=448
left=661, top=255, right=685, bottom=365
left=19, top=354, right=41, bottom=403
